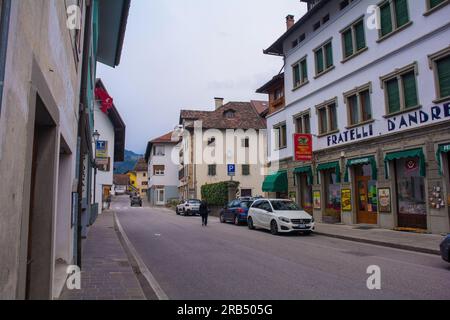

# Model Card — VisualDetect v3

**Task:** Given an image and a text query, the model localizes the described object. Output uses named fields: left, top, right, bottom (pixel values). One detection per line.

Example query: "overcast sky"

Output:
left=97, top=0, right=307, bottom=154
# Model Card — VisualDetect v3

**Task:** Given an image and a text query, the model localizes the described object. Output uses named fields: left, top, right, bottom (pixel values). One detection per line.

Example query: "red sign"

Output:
left=294, top=133, right=313, bottom=162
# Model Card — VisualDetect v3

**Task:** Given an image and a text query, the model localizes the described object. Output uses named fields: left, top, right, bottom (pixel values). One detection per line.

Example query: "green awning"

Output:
left=262, top=171, right=288, bottom=192
left=344, top=156, right=378, bottom=182
left=293, top=166, right=313, bottom=185
left=316, top=161, right=341, bottom=183
left=384, top=148, right=426, bottom=179
left=436, top=143, right=450, bottom=176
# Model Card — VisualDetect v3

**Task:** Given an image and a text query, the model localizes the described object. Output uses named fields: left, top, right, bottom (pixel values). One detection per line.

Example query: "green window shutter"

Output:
left=316, top=48, right=324, bottom=74
left=293, top=64, right=300, bottom=86
left=430, top=0, right=445, bottom=8
left=343, top=30, right=353, bottom=58
left=437, top=55, right=450, bottom=98
left=325, top=43, right=333, bottom=68
left=386, top=78, right=401, bottom=114
left=395, top=0, right=409, bottom=28
left=348, top=95, right=359, bottom=125
left=380, top=3, right=393, bottom=36
left=354, top=21, right=366, bottom=50
left=402, top=71, right=418, bottom=109
left=301, top=60, right=308, bottom=82
left=361, top=90, right=372, bottom=121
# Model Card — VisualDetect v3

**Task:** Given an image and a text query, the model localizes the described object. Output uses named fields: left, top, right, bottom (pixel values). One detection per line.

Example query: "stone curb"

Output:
left=113, top=212, right=169, bottom=300
left=314, top=231, right=441, bottom=256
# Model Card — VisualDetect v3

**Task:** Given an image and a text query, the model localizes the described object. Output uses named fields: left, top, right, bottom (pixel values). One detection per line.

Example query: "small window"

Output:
left=313, top=21, right=321, bottom=31
left=379, top=0, right=410, bottom=39
left=292, top=39, right=298, bottom=48
left=274, top=123, right=287, bottom=150
left=425, top=0, right=448, bottom=13
left=154, top=146, right=165, bottom=156
left=242, top=138, right=250, bottom=148
left=341, top=18, right=366, bottom=61
left=242, top=165, right=250, bottom=176
left=154, top=165, right=165, bottom=176
left=344, top=84, right=373, bottom=126
left=292, top=56, right=308, bottom=89
left=224, top=110, right=236, bottom=118
left=208, top=165, right=217, bottom=176
left=314, top=40, right=334, bottom=76
left=381, top=63, right=419, bottom=116
left=299, top=33, right=306, bottom=43
left=340, top=0, right=350, bottom=10
left=317, top=99, right=338, bottom=135
left=295, top=112, right=311, bottom=134
left=322, top=14, right=330, bottom=24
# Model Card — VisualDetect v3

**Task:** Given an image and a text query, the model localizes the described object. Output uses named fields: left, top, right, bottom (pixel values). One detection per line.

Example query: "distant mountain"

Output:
left=114, top=149, right=143, bottom=174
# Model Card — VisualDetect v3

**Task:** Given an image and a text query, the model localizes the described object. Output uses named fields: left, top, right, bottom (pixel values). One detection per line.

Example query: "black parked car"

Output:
left=440, top=234, right=450, bottom=262
left=130, top=195, right=142, bottom=207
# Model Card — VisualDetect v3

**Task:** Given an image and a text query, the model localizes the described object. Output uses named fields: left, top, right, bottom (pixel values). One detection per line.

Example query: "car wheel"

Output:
left=270, top=220, right=279, bottom=235
left=234, top=215, right=240, bottom=226
left=176, top=209, right=180, bottom=215
left=248, top=217, right=255, bottom=230
left=220, top=214, right=226, bottom=223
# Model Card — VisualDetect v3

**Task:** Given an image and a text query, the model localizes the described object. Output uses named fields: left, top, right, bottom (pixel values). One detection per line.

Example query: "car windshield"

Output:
left=270, top=201, right=300, bottom=211
left=188, top=200, right=201, bottom=204
left=241, top=201, right=253, bottom=208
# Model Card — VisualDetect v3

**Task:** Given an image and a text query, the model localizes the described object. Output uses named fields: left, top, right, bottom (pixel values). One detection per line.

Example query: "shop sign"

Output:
left=96, top=140, right=108, bottom=158
left=327, top=124, right=374, bottom=147
left=313, top=191, right=321, bottom=210
left=388, top=103, right=450, bottom=132
left=405, top=158, right=418, bottom=173
left=341, top=189, right=352, bottom=211
left=378, top=188, right=391, bottom=213
left=294, top=134, right=313, bottom=162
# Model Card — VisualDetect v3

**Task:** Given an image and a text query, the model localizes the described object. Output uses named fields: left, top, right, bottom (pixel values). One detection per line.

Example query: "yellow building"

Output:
left=128, top=158, right=148, bottom=197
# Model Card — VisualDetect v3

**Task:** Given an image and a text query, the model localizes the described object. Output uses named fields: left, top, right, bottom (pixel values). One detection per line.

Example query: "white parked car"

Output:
left=176, top=199, right=201, bottom=216
left=247, top=199, right=315, bottom=235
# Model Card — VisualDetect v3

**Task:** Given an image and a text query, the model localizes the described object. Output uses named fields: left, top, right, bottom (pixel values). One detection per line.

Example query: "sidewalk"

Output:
left=315, top=223, right=444, bottom=255
left=59, top=211, right=146, bottom=300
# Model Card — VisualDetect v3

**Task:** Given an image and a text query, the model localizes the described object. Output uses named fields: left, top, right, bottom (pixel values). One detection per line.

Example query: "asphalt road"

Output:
left=113, top=196, right=450, bottom=300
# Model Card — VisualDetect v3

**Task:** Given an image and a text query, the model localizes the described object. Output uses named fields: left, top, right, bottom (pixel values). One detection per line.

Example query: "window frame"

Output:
left=343, top=82, right=374, bottom=128
left=242, top=164, right=250, bottom=176
left=293, top=110, right=312, bottom=134
left=313, top=38, right=335, bottom=78
left=428, top=46, right=450, bottom=103
left=316, top=98, right=339, bottom=136
left=208, top=164, right=217, bottom=177
left=377, top=0, right=413, bottom=43
left=424, top=0, right=449, bottom=16
left=340, top=15, right=368, bottom=63
left=380, top=62, right=421, bottom=117
left=153, top=165, right=166, bottom=176
left=292, top=55, right=309, bottom=90
left=273, top=122, right=287, bottom=150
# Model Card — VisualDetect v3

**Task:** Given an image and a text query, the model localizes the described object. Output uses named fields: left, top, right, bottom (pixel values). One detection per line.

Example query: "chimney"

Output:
left=286, top=15, right=295, bottom=30
left=214, top=97, right=224, bottom=110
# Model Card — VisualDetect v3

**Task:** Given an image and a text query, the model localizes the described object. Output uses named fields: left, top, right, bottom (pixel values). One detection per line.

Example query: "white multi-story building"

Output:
left=93, top=79, right=126, bottom=213
left=259, top=0, right=450, bottom=233
left=145, top=132, right=180, bottom=205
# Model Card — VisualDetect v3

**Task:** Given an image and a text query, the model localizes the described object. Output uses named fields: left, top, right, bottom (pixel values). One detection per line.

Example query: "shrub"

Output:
left=201, top=181, right=239, bottom=206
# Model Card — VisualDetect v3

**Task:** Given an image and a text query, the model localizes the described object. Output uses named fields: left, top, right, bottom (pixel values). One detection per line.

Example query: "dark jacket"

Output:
left=199, top=201, right=209, bottom=216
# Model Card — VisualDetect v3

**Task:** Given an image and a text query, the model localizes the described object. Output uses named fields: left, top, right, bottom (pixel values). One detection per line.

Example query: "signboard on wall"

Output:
left=313, top=191, right=321, bottom=210
left=95, top=140, right=108, bottom=158
left=341, top=189, right=352, bottom=211
left=378, top=188, right=392, bottom=213
left=293, top=134, right=313, bottom=162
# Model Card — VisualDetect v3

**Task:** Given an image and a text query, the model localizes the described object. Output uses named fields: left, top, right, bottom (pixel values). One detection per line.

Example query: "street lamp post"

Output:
left=93, top=130, right=100, bottom=204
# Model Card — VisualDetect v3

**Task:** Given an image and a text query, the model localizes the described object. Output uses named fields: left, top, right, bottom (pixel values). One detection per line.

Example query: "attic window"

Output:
left=224, top=110, right=236, bottom=119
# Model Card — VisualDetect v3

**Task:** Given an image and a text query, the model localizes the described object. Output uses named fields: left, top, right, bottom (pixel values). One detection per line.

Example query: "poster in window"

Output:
left=341, top=189, right=352, bottom=211
left=378, top=188, right=391, bottom=213
left=313, top=191, right=321, bottom=210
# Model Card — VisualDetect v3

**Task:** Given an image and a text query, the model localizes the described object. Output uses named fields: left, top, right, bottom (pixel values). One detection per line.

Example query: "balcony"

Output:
left=269, top=96, right=285, bottom=114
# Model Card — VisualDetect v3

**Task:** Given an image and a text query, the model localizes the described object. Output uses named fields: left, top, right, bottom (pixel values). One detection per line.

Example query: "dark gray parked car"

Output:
left=440, top=235, right=450, bottom=262
left=130, top=196, right=142, bottom=207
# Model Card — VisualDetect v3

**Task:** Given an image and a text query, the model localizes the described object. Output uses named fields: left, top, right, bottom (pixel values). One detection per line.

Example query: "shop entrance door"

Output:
left=355, top=176, right=377, bottom=224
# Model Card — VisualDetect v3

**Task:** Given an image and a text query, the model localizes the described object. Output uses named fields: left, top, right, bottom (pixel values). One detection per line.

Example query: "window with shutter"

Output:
left=301, top=60, right=308, bottom=82
left=380, top=3, right=393, bottom=36
left=387, top=78, right=401, bottom=114
left=354, top=21, right=366, bottom=50
left=293, top=64, right=300, bottom=87
left=437, top=55, right=450, bottom=99
left=361, top=90, right=372, bottom=121
left=343, top=30, right=353, bottom=58
left=402, top=71, right=418, bottom=108
left=316, top=48, right=324, bottom=74
left=429, top=0, right=445, bottom=8
left=292, top=57, right=308, bottom=89
left=348, top=95, right=359, bottom=125
left=394, top=0, right=409, bottom=28
left=325, top=43, right=333, bottom=68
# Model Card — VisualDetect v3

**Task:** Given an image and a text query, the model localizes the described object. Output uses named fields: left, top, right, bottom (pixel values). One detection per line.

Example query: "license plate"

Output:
left=297, top=224, right=306, bottom=228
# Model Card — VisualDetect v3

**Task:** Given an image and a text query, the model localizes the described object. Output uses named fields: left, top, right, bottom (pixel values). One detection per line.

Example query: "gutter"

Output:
left=0, top=0, right=11, bottom=117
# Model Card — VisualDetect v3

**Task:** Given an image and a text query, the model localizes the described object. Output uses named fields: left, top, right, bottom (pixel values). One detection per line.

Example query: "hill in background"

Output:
left=114, top=149, right=143, bottom=174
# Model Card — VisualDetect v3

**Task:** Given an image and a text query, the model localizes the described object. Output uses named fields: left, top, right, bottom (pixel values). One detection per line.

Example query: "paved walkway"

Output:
left=60, top=211, right=146, bottom=300
left=315, top=223, right=444, bottom=255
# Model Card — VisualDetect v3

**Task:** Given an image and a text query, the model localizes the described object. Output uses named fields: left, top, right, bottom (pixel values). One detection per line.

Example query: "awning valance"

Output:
left=262, top=171, right=288, bottom=193
left=316, top=161, right=341, bottom=183
left=436, top=143, right=450, bottom=175
left=344, top=156, right=377, bottom=182
left=294, top=166, right=313, bottom=185
left=384, top=148, right=426, bottom=178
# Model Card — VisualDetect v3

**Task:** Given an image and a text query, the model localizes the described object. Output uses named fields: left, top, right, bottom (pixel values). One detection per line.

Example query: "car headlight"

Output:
left=278, top=217, right=290, bottom=223
left=311, top=217, right=315, bottom=223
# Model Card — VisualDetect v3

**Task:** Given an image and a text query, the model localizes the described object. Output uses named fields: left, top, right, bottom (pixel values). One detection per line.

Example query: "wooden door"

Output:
left=356, top=176, right=377, bottom=224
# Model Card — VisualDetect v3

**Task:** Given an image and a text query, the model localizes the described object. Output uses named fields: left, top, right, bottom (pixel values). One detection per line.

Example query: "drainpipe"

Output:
left=0, top=0, right=12, bottom=116
left=76, top=0, right=93, bottom=268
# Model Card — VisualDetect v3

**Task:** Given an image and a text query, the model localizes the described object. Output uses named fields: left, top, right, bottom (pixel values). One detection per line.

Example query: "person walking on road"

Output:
left=200, top=200, right=209, bottom=227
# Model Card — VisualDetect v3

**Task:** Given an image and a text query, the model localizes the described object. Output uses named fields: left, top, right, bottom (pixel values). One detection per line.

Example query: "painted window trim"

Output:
left=292, top=55, right=309, bottom=90
left=340, top=15, right=367, bottom=62
left=315, top=97, right=339, bottom=136
left=343, top=82, right=373, bottom=127
left=313, top=38, right=334, bottom=77
left=293, top=109, right=312, bottom=134
left=376, top=0, right=412, bottom=43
